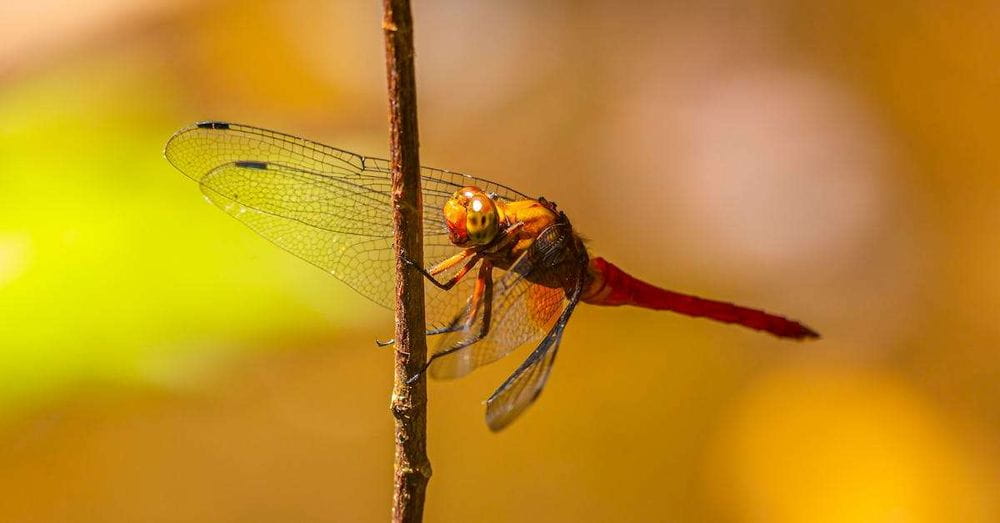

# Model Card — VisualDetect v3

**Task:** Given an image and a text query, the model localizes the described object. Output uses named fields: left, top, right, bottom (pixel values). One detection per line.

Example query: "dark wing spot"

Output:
left=196, top=121, right=230, bottom=130
left=235, top=160, right=268, bottom=170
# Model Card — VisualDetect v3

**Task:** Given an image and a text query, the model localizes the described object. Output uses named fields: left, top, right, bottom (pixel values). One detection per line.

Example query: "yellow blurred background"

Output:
left=1, top=1, right=998, bottom=521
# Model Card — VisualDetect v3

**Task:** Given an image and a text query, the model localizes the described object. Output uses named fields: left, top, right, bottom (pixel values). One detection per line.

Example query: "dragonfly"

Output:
left=164, top=122, right=819, bottom=431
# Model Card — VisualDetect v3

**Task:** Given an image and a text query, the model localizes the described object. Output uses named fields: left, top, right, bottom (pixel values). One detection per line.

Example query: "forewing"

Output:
left=428, top=222, right=577, bottom=379
left=164, top=121, right=527, bottom=326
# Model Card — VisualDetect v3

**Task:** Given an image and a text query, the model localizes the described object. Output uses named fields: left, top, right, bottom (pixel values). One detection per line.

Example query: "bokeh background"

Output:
left=2, top=0, right=999, bottom=521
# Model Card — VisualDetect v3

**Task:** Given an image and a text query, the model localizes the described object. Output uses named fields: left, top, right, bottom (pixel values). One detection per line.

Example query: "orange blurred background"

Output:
left=1, top=1, right=998, bottom=521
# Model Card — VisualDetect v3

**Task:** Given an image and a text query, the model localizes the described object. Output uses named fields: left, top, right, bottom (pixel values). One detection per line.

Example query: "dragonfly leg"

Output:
left=398, top=247, right=474, bottom=283
left=464, top=261, right=494, bottom=332
left=374, top=323, right=468, bottom=347
left=407, top=262, right=494, bottom=384
left=428, top=248, right=477, bottom=275
left=401, top=222, right=518, bottom=287
left=404, top=252, right=481, bottom=291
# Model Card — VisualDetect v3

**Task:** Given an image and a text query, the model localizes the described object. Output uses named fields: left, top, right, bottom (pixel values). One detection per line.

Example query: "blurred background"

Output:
left=1, top=0, right=998, bottom=521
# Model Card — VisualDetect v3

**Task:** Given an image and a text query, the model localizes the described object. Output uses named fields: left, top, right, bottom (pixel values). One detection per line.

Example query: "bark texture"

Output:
left=383, top=0, right=431, bottom=521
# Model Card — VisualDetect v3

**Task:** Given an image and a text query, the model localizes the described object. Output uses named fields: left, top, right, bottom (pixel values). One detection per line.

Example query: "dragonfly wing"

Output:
left=427, top=274, right=565, bottom=379
left=165, top=122, right=527, bottom=326
left=196, top=161, right=401, bottom=304
left=428, top=221, right=579, bottom=379
left=485, top=278, right=584, bottom=431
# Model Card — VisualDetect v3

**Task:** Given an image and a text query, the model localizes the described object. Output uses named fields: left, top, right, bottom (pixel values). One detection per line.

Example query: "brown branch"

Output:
left=383, top=0, right=431, bottom=522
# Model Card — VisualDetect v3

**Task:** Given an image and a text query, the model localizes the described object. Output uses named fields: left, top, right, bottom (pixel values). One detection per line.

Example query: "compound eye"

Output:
left=465, top=195, right=498, bottom=245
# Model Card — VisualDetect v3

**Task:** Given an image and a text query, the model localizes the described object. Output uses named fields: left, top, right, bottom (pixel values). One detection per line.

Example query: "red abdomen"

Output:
left=582, top=257, right=819, bottom=340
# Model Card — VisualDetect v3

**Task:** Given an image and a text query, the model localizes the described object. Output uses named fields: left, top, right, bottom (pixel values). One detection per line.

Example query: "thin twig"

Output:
left=383, top=1, right=431, bottom=522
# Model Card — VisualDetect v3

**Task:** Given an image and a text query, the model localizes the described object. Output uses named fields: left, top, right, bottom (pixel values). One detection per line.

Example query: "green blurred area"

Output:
left=1, top=1, right=999, bottom=522
left=0, top=50, right=381, bottom=415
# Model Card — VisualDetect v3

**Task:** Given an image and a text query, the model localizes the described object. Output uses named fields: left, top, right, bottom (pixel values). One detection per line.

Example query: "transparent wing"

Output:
left=427, top=269, right=566, bottom=380
left=484, top=324, right=564, bottom=432
left=485, top=274, right=585, bottom=432
left=164, top=121, right=529, bottom=328
left=428, top=222, right=580, bottom=379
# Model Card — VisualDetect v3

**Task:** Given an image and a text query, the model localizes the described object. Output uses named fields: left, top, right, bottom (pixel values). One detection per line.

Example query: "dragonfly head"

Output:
left=444, top=186, right=500, bottom=246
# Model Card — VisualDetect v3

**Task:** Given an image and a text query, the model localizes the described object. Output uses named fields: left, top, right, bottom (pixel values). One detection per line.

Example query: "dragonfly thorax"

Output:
left=443, top=186, right=502, bottom=247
